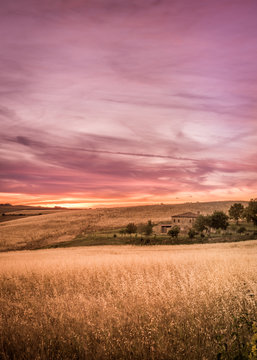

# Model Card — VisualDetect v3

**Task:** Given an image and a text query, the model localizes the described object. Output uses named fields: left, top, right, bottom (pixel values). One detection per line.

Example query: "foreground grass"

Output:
left=0, top=242, right=257, bottom=359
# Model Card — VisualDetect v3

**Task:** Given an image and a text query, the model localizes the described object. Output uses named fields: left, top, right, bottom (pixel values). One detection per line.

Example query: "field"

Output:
left=1, top=242, right=257, bottom=359
left=0, top=201, right=247, bottom=251
left=0, top=204, right=67, bottom=224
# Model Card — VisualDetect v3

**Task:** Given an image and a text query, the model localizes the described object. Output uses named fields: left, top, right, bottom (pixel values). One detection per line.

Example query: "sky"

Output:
left=0, top=0, right=257, bottom=208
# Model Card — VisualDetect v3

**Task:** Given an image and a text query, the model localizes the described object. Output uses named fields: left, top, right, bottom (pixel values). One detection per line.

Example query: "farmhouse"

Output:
left=156, top=212, right=200, bottom=234
left=171, top=212, right=199, bottom=230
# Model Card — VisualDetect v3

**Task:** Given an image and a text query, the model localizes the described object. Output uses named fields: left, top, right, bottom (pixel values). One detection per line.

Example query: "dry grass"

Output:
left=0, top=241, right=257, bottom=359
left=0, top=201, right=244, bottom=251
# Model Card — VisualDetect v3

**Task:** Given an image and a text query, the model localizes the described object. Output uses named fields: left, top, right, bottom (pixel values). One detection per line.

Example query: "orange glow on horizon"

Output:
left=1, top=189, right=254, bottom=209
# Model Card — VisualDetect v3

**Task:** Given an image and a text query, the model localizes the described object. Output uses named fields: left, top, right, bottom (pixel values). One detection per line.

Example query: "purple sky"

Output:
left=0, top=0, right=257, bottom=207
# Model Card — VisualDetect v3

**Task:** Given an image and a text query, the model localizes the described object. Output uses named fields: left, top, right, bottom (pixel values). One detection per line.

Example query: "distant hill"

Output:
left=0, top=204, right=69, bottom=224
left=0, top=200, right=248, bottom=251
left=0, top=204, right=68, bottom=213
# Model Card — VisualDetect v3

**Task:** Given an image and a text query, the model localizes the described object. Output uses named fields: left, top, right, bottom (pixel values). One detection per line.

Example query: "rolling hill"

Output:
left=0, top=201, right=248, bottom=251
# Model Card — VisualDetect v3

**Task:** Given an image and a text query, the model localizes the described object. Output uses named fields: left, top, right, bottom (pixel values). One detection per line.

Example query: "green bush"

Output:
left=237, top=226, right=246, bottom=234
left=125, top=223, right=137, bottom=234
left=188, top=228, right=197, bottom=239
left=168, top=226, right=180, bottom=238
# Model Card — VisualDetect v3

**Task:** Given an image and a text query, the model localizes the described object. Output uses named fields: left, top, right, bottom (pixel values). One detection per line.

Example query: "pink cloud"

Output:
left=0, top=0, right=257, bottom=206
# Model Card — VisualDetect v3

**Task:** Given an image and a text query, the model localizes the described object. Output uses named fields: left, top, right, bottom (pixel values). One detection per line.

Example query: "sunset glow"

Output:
left=0, top=0, right=257, bottom=207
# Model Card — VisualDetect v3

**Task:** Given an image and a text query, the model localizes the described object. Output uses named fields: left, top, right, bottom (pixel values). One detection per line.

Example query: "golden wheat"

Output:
left=0, top=241, right=257, bottom=359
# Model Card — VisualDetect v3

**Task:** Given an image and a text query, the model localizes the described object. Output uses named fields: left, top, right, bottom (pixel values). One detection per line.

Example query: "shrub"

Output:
left=237, top=226, right=246, bottom=234
left=168, top=226, right=180, bottom=239
left=125, top=223, right=137, bottom=234
left=188, top=228, right=197, bottom=239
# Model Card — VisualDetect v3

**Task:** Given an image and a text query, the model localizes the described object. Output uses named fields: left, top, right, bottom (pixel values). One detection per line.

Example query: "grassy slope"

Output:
left=0, top=201, right=247, bottom=251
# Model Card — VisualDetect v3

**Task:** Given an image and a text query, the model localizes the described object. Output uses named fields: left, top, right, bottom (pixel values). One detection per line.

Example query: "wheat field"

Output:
left=1, top=241, right=257, bottom=359
left=0, top=201, right=243, bottom=251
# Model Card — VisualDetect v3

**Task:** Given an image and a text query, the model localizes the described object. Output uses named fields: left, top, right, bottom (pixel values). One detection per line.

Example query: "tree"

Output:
left=188, top=228, right=197, bottom=239
left=168, top=226, right=180, bottom=239
left=229, top=203, right=244, bottom=224
left=144, top=220, right=154, bottom=236
left=244, top=199, right=257, bottom=226
left=210, top=211, right=229, bottom=230
left=193, top=215, right=209, bottom=233
left=125, top=223, right=137, bottom=234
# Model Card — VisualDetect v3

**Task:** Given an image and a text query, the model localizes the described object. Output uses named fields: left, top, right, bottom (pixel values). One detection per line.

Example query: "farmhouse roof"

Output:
left=171, top=212, right=199, bottom=218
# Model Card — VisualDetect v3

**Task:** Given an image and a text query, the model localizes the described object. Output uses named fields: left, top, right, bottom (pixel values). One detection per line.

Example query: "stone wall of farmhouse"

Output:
left=154, top=217, right=196, bottom=234
left=171, top=217, right=196, bottom=226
